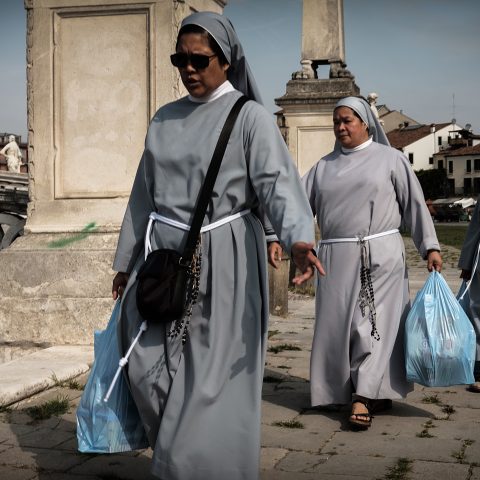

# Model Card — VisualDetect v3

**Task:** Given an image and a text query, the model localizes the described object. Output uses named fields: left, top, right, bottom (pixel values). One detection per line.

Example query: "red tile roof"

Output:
left=434, top=143, right=480, bottom=157
left=387, top=123, right=452, bottom=149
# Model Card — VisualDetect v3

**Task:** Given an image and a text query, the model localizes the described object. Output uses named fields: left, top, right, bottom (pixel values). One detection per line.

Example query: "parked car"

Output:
left=432, top=205, right=462, bottom=222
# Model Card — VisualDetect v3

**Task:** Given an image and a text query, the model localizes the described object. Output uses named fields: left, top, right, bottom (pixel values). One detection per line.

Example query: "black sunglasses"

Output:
left=170, top=52, right=217, bottom=70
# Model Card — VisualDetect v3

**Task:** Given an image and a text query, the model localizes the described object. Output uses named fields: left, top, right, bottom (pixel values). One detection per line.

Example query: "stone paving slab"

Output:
left=0, top=346, right=93, bottom=407
left=0, top=238, right=478, bottom=479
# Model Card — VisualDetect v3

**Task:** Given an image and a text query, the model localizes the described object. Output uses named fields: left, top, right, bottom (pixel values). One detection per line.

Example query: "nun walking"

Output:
left=269, top=96, right=442, bottom=430
left=458, top=196, right=480, bottom=392
left=111, top=11, right=322, bottom=480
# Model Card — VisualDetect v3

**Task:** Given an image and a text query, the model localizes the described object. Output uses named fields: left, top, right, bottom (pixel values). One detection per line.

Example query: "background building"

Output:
left=387, top=122, right=462, bottom=171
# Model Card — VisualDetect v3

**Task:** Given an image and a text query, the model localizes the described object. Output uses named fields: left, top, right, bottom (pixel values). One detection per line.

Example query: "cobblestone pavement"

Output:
left=1, top=238, right=479, bottom=479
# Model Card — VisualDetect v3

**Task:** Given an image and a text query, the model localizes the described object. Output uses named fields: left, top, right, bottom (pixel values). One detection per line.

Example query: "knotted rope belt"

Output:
left=318, top=229, right=400, bottom=341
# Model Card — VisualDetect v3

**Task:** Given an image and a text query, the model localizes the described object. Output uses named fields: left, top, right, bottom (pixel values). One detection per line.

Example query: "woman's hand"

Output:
left=112, top=272, right=130, bottom=300
left=267, top=241, right=283, bottom=269
left=427, top=250, right=442, bottom=272
left=291, top=242, right=326, bottom=285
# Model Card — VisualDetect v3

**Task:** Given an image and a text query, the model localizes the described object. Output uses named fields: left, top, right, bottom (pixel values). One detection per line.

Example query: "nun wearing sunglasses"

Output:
left=111, top=11, right=322, bottom=480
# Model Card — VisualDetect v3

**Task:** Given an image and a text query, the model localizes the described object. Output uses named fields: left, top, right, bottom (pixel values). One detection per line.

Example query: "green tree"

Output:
left=415, top=168, right=448, bottom=199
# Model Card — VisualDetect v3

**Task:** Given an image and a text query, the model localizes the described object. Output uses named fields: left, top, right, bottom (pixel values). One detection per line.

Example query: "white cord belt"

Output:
left=144, top=209, right=251, bottom=259
left=318, top=228, right=400, bottom=246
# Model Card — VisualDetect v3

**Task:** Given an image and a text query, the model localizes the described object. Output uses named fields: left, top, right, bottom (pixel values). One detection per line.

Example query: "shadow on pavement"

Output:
left=2, top=383, right=155, bottom=480
left=262, top=367, right=434, bottom=432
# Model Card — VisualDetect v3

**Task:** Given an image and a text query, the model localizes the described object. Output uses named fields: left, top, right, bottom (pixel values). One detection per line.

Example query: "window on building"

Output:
left=448, top=161, right=453, bottom=174
left=438, top=160, right=444, bottom=170
left=408, top=153, right=414, bottom=164
left=464, top=178, right=472, bottom=195
left=475, top=159, right=480, bottom=171
left=429, top=157, right=433, bottom=165
left=466, top=159, right=472, bottom=173
left=438, top=136, right=442, bottom=146
left=448, top=179, right=455, bottom=195
left=474, top=178, right=480, bottom=195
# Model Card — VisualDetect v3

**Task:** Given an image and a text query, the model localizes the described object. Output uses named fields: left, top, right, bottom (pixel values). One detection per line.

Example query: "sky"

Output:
left=1, top=0, right=480, bottom=140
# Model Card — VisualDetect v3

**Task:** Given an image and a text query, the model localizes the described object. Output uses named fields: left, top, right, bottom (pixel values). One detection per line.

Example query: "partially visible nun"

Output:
left=111, top=11, right=321, bottom=480
left=270, top=96, right=442, bottom=430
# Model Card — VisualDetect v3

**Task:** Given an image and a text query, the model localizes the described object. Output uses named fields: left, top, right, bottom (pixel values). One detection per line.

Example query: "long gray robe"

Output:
left=303, top=141, right=439, bottom=405
left=458, top=196, right=480, bottom=379
left=113, top=90, right=314, bottom=480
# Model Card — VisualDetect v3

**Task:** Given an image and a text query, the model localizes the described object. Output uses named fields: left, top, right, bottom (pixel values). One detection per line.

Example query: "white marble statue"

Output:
left=367, top=92, right=384, bottom=126
left=367, top=92, right=380, bottom=118
left=0, top=135, right=23, bottom=173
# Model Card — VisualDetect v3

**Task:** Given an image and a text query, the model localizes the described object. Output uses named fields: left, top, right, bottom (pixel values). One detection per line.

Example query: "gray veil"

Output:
left=335, top=96, right=390, bottom=147
left=180, top=11, right=263, bottom=104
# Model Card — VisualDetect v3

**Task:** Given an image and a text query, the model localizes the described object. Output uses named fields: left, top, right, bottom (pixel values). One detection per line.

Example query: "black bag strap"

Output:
left=181, top=95, right=249, bottom=263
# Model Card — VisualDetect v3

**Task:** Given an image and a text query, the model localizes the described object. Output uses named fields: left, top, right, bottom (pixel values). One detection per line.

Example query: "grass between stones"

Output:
left=51, top=373, right=85, bottom=390
left=272, top=419, right=304, bottom=429
left=267, top=344, right=302, bottom=354
left=384, top=457, right=413, bottom=479
left=421, top=394, right=440, bottom=404
left=416, top=419, right=437, bottom=438
left=25, top=395, right=70, bottom=421
left=451, top=439, right=475, bottom=463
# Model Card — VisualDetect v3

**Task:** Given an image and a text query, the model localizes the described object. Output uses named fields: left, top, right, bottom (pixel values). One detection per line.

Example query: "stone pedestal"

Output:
left=275, top=77, right=360, bottom=176
left=268, top=255, right=290, bottom=317
left=0, top=0, right=226, bottom=347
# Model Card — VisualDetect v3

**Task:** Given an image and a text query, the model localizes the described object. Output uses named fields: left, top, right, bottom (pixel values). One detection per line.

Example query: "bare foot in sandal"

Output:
left=349, top=398, right=372, bottom=430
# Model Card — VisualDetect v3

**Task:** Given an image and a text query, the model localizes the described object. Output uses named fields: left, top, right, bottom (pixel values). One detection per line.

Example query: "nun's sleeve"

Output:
left=243, top=103, right=315, bottom=252
left=113, top=152, right=155, bottom=273
left=301, top=162, right=319, bottom=217
left=392, top=150, right=440, bottom=259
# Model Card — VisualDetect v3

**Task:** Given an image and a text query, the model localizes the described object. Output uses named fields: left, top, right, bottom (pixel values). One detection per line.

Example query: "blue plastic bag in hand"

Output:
left=405, top=271, right=475, bottom=387
left=76, top=301, right=149, bottom=453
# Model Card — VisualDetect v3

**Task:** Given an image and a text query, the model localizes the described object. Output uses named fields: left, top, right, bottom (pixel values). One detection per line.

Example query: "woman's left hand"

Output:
left=427, top=250, right=442, bottom=272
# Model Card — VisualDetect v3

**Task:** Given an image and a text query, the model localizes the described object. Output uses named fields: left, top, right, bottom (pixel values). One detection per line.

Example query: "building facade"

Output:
left=433, top=129, right=480, bottom=195
left=387, top=122, right=462, bottom=171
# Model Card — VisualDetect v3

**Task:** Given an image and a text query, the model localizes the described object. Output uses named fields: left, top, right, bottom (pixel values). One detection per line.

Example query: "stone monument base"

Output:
left=0, top=233, right=117, bottom=346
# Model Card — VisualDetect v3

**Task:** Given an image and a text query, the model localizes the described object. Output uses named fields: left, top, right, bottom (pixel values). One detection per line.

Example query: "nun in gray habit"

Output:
left=458, top=196, right=480, bottom=392
left=269, top=96, right=442, bottom=429
left=111, top=11, right=320, bottom=480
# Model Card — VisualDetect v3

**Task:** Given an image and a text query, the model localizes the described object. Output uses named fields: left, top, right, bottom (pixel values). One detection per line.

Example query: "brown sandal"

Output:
left=349, top=399, right=372, bottom=430
left=466, top=382, right=480, bottom=393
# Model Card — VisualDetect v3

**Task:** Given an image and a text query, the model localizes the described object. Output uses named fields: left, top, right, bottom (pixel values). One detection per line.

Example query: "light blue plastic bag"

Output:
left=76, top=301, right=149, bottom=453
left=405, top=271, right=475, bottom=387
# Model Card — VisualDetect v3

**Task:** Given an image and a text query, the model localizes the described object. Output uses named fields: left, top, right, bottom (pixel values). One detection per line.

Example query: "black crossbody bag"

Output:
left=136, top=95, right=249, bottom=325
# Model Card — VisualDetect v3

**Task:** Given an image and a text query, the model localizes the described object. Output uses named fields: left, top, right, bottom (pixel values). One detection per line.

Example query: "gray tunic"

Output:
left=113, top=90, right=314, bottom=480
left=458, top=197, right=480, bottom=377
left=303, top=142, right=439, bottom=405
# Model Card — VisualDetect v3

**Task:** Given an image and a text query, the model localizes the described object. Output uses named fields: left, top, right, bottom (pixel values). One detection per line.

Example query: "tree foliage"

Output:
left=415, top=168, right=448, bottom=199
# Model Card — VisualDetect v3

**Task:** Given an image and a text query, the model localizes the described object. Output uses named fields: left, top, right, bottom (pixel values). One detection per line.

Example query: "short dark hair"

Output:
left=176, top=24, right=229, bottom=66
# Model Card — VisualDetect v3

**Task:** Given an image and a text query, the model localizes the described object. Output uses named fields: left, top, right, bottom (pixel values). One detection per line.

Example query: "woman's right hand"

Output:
left=112, top=272, right=130, bottom=300
left=291, top=241, right=326, bottom=285
left=267, top=241, right=283, bottom=269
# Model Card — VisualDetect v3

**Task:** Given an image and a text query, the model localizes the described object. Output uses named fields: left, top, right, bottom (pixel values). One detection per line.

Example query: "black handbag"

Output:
left=136, top=95, right=249, bottom=325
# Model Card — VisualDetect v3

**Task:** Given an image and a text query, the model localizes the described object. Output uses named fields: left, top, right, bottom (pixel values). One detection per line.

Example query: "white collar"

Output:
left=188, top=80, right=236, bottom=103
left=341, top=136, right=373, bottom=154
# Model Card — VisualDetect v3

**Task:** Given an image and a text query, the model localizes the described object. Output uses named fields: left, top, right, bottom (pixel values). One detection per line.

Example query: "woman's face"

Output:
left=333, top=106, right=369, bottom=149
left=176, top=32, right=229, bottom=98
